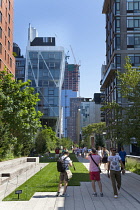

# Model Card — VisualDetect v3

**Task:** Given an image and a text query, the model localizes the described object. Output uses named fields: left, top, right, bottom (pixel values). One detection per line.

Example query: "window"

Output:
left=8, top=0, right=10, bottom=10
left=127, top=1, right=140, bottom=12
left=8, top=14, right=10, bottom=24
left=0, top=59, right=1, bottom=68
left=8, top=27, right=10, bottom=37
left=0, top=12, right=2, bottom=22
left=127, top=35, right=140, bottom=48
left=8, top=41, right=10, bottom=50
left=115, top=55, right=121, bottom=67
left=49, top=53, right=55, bottom=59
left=0, top=43, right=2, bottom=54
left=10, top=58, right=12, bottom=67
left=128, top=54, right=140, bottom=66
left=5, top=50, right=6, bottom=60
left=0, top=27, right=2, bottom=38
left=0, top=0, right=2, bottom=7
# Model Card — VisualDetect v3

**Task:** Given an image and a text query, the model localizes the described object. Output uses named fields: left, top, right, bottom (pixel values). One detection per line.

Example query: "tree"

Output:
left=35, top=127, right=57, bottom=154
left=102, top=57, right=140, bottom=146
left=82, top=122, right=106, bottom=148
left=0, top=70, right=43, bottom=158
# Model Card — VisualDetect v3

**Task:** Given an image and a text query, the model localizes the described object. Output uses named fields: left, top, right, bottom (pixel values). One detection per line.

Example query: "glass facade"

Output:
left=26, top=51, right=63, bottom=119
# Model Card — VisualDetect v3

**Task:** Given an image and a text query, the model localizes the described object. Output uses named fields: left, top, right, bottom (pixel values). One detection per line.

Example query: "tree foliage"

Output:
left=82, top=122, right=106, bottom=147
left=0, top=70, right=43, bottom=158
left=102, top=57, right=140, bottom=146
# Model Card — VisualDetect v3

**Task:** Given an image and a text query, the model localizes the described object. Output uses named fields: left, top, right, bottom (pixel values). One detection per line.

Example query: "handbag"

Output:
left=90, top=154, right=102, bottom=173
left=66, top=169, right=73, bottom=179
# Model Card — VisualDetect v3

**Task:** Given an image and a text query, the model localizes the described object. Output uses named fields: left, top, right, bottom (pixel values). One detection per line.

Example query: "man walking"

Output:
left=108, top=148, right=125, bottom=198
left=85, top=148, right=103, bottom=197
left=56, top=151, right=72, bottom=197
left=119, top=147, right=127, bottom=170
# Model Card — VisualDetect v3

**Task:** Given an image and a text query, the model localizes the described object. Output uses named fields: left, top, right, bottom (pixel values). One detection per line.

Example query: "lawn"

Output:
left=3, top=153, right=90, bottom=201
left=125, top=157, right=140, bottom=175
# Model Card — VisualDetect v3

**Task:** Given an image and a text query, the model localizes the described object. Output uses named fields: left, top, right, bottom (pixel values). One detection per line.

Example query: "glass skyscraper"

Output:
left=25, top=25, right=65, bottom=136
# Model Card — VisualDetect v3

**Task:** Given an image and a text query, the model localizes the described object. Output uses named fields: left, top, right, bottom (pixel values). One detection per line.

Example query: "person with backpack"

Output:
left=56, top=151, right=73, bottom=197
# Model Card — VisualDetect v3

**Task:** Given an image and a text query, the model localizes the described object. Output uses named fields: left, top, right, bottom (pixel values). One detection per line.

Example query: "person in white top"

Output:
left=108, top=148, right=125, bottom=198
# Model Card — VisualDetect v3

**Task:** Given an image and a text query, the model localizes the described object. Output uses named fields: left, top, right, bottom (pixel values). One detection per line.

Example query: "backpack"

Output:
left=57, top=156, right=67, bottom=172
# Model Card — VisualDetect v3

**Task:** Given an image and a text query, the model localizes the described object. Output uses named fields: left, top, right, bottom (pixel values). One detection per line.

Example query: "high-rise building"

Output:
left=81, top=97, right=102, bottom=128
left=0, top=0, right=15, bottom=75
left=67, top=97, right=84, bottom=143
left=13, top=43, right=25, bottom=82
left=61, top=63, right=79, bottom=137
left=101, top=0, right=140, bottom=151
left=25, top=25, right=65, bottom=136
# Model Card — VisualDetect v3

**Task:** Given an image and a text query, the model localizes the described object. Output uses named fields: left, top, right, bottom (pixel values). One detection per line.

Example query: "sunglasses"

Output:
left=112, top=149, right=116, bottom=151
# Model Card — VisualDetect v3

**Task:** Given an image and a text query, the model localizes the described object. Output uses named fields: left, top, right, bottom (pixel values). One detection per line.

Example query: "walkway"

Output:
left=0, top=156, right=140, bottom=210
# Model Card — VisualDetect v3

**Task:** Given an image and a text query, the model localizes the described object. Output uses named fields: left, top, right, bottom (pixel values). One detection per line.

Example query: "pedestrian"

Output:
left=55, top=147, right=60, bottom=159
left=102, top=147, right=109, bottom=171
left=97, top=146, right=102, bottom=166
left=119, top=147, right=127, bottom=170
left=85, top=148, right=103, bottom=197
left=108, top=148, right=125, bottom=198
left=56, top=151, right=73, bottom=197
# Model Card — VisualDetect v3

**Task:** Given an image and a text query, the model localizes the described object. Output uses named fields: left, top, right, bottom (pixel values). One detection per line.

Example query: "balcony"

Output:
left=100, top=63, right=116, bottom=88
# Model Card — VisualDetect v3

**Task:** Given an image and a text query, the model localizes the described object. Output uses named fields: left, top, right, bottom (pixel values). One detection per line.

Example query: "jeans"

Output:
left=110, top=170, right=121, bottom=195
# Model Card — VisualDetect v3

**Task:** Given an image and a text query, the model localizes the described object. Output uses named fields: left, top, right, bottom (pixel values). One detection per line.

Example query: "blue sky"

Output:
left=14, top=0, right=105, bottom=98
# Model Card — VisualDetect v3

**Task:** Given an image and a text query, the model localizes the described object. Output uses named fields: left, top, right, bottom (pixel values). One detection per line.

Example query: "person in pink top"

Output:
left=85, top=148, right=103, bottom=197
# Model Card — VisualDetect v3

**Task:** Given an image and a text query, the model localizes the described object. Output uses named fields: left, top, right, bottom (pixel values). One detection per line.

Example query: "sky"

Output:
left=14, top=0, right=106, bottom=98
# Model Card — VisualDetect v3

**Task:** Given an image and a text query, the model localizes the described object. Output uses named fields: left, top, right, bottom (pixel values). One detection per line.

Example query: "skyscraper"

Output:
left=0, top=0, right=15, bottom=75
left=101, top=0, right=140, bottom=150
left=25, top=25, right=65, bottom=136
left=61, top=63, right=80, bottom=137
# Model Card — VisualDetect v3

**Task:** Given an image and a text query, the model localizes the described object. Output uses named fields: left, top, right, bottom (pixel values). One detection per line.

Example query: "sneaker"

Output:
left=114, top=195, right=118, bottom=198
left=61, top=193, right=69, bottom=197
left=56, top=192, right=60, bottom=197
left=92, top=192, right=97, bottom=197
left=100, top=192, right=103, bottom=197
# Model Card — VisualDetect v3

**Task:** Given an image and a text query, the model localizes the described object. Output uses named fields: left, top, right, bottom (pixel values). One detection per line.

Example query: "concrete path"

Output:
left=0, top=156, right=140, bottom=210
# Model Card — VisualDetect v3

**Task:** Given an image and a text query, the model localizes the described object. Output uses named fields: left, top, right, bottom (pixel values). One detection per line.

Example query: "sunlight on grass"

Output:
left=3, top=154, right=89, bottom=201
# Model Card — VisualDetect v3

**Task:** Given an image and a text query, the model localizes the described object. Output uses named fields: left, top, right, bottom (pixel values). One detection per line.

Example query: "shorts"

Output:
left=90, top=171, right=100, bottom=181
left=60, top=171, right=68, bottom=182
left=102, top=157, right=108, bottom=163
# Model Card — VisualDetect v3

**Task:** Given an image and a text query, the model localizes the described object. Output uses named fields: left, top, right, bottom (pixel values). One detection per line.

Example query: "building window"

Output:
left=8, top=41, right=10, bottom=50
left=5, top=21, right=7, bottom=31
left=5, top=50, right=6, bottom=60
left=0, top=12, right=2, bottom=22
left=115, top=55, right=121, bottom=67
left=8, top=0, right=10, bottom=10
left=8, top=13, right=10, bottom=24
left=0, top=27, right=2, bottom=38
left=0, top=43, right=2, bottom=54
left=115, top=17, right=120, bottom=32
left=10, top=58, right=12, bottom=67
left=127, top=35, right=140, bottom=49
left=128, top=54, right=140, bottom=66
left=49, top=53, right=55, bottom=59
left=8, top=27, right=10, bottom=37
left=115, top=1, right=120, bottom=14
left=127, top=1, right=140, bottom=12
left=0, top=0, right=2, bottom=7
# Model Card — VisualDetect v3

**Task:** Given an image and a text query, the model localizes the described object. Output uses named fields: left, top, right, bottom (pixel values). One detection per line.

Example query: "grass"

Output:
left=125, top=157, right=140, bottom=175
left=3, top=153, right=90, bottom=201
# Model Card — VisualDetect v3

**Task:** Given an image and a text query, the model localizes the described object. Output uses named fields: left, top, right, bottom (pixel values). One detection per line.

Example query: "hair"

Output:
left=92, top=148, right=96, bottom=154
left=64, top=151, right=69, bottom=155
